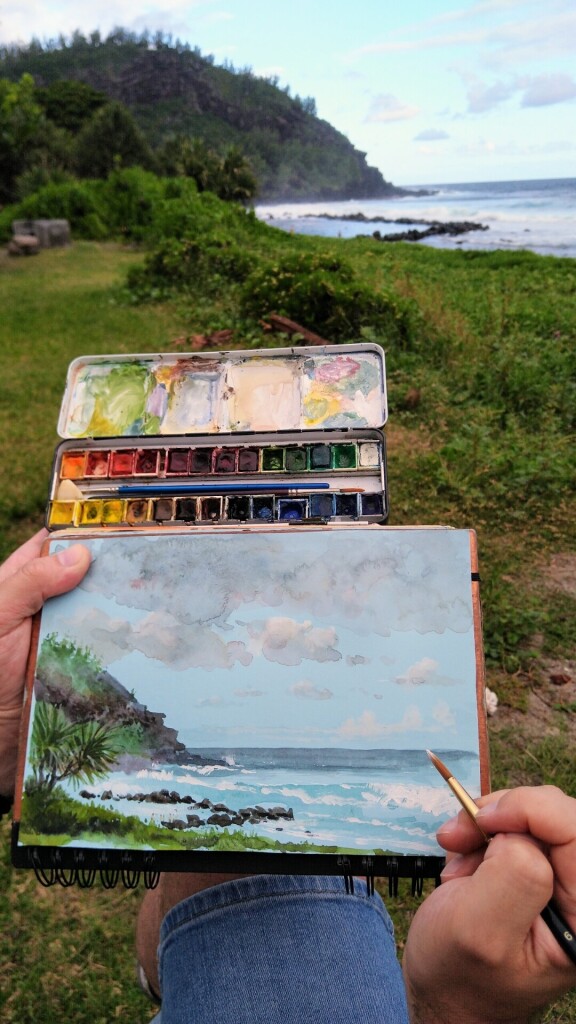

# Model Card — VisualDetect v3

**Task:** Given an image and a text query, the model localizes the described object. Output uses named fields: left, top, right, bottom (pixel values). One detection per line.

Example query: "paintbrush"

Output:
left=57, top=482, right=367, bottom=498
left=427, top=749, right=576, bottom=965
left=426, top=749, right=490, bottom=842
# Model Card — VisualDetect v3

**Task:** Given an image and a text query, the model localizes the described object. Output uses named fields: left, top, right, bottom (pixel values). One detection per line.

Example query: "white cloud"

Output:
left=0, top=0, right=212, bottom=46
left=365, top=94, right=419, bottom=123
left=248, top=617, right=342, bottom=666
left=289, top=680, right=334, bottom=701
left=64, top=605, right=252, bottom=671
left=338, top=706, right=423, bottom=739
left=67, top=531, right=473, bottom=672
left=346, top=654, right=370, bottom=666
left=465, top=75, right=516, bottom=112
left=233, top=688, right=264, bottom=698
left=461, top=71, right=576, bottom=113
left=520, top=73, right=576, bottom=107
left=432, top=701, right=456, bottom=728
left=347, top=4, right=576, bottom=71
left=395, top=657, right=459, bottom=688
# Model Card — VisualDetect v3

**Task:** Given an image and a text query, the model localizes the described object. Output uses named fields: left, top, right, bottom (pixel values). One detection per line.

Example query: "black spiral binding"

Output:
left=387, top=858, right=399, bottom=898
left=21, top=834, right=440, bottom=892
left=32, top=865, right=161, bottom=889
left=411, top=858, right=426, bottom=897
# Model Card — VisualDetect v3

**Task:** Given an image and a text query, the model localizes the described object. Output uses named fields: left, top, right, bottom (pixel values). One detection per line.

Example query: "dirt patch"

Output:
left=490, top=665, right=576, bottom=742
left=543, top=552, right=576, bottom=598
left=386, top=422, right=434, bottom=457
left=489, top=550, right=576, bottom=751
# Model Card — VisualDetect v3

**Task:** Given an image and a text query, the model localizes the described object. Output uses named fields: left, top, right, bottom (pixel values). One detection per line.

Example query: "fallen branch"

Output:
left=263, top=313, right=331, bottom=346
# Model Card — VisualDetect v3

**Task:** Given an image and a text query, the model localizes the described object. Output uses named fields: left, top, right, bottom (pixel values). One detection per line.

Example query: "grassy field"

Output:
left=0, top=237, right=575, bottom=1022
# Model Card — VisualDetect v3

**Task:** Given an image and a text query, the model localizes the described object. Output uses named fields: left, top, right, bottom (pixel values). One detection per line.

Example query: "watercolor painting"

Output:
left=18, top=528, right=482, bottom=860
left=59, top=348, right=386, bottom=437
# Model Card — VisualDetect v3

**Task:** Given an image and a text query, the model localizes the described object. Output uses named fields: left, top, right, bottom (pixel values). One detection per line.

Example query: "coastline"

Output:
left=255, top=177, right=576, bottom=258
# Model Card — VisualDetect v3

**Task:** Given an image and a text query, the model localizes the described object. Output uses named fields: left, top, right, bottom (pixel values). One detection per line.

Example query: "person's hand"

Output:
left=0, top=529, right=91, bottom=797
left=403, top=786, right=576, bottom=1024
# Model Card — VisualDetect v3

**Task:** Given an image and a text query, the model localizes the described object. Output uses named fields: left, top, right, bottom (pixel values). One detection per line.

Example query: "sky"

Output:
left=34, top=530, right=481, bottom=751
left=1, top=0, right=574, bottom=186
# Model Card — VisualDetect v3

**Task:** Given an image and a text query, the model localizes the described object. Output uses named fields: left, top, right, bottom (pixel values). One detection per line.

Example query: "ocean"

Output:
left=256, top=178, right=576, bottom=259
left=64, top=747, right=481, bottom=857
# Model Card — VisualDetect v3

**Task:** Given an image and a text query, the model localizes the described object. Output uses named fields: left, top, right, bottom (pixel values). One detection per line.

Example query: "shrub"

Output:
left=13, top=180, right=108, bottom=238
left=126, top=234, right=253, bottom=301
left=96, top=167, right=166, bottom=240
left=146, top=186, right=265, bottom=246
left=240, top=251, right=415, bottom=343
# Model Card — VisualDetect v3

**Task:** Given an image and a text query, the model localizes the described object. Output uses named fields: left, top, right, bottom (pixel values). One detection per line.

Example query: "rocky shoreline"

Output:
left=303, top=210, right=489, bottom=243
left=79, top=789, right=295, bottom=832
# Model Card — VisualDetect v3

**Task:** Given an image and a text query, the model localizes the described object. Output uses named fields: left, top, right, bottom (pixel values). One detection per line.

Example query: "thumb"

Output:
left=463, top=833, right=554, bottom=960
left=0, top=544, right=92, bottom=632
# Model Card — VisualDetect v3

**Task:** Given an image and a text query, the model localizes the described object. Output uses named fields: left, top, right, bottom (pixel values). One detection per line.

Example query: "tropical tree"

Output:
left=0, top=73, right=43, bottom=201
left=35, top=79, right=107, bottom=132
left=159, top=136, right=257, bottom=202
left=74, top=101, right=157, bottom=178
left=27, top=701, right=120, bottom=794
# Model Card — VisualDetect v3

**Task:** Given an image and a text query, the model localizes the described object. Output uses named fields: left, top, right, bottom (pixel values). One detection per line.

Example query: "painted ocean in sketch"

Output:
left=18, top=527, right=483, bottom=859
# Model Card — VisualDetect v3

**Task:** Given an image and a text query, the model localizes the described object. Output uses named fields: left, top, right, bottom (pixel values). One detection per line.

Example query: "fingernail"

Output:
left=56, top=544, right=86, bottom=568
left=437, top=816, right=458, bottom=837
left=440, top=854, right=464, bottom=880
left=477, top=799, right=500, bottom=821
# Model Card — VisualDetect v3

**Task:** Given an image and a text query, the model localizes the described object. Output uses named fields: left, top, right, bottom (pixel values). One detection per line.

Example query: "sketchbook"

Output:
left=11, top=346, right=489, bottom=891
left=12, top=525, right=488, bottom=890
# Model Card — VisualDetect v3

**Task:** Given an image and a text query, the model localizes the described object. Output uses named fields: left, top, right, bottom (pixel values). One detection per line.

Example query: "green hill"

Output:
left=0, top=29, right=406, bottom=201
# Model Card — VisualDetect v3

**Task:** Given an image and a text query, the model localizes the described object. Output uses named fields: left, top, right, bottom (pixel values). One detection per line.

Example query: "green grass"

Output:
left=0, top=235, right=575, bottom=1022
left=0, top=242, right=189, bottom=558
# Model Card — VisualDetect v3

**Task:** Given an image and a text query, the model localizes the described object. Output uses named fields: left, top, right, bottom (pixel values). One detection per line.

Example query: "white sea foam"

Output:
left=263, top=786, right=357, bottom=807
left=256, top=179, right=576, bottom=258
left=364, top=782, right=458, bottom=817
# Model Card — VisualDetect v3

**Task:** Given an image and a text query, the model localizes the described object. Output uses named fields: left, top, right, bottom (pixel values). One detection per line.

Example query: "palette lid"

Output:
left=57, top=344, right=387, bottom=438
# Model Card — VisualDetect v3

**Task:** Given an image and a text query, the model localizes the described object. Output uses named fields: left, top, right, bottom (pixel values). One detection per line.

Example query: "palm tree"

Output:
left=27, top=701, right=120, bottom=794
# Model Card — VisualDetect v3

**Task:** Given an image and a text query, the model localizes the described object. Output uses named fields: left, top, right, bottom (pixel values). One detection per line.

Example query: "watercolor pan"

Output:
left=134, top=449, right=162, bottom=475
left=85, top=450, right=110, bottom=477
left=126, top=499, right=150, bottom=524
left=213, top=448, right=237, bottom=474
left=110, top=450, right=135, bottom=477
left=261, top=447, right=285, bottom=472
left=166, top=449, right=190, bottom=475
left=284, top=447, right=307, bottom=473
left=237, top=448, right=259, bottom=473
left=60, top=451, right=86, bottom=479
left=189, top=447, right=214, bottom=474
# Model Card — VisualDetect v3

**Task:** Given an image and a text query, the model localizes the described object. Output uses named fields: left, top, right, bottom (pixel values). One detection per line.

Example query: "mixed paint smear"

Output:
left=60, top=352, right=386, bottom=438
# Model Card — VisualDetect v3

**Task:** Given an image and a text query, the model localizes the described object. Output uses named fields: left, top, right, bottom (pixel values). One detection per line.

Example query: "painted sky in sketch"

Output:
left=38, top=529, right=481, bottom=751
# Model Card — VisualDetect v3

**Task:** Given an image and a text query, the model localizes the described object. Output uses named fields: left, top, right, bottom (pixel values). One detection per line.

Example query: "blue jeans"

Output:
left=151, top=874, right=409, bottom=1024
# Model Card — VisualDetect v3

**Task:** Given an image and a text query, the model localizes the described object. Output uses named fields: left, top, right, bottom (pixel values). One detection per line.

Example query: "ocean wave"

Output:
left=263, top=786, right=357, bottom=807
left=364, top=782, right=459, bottom=816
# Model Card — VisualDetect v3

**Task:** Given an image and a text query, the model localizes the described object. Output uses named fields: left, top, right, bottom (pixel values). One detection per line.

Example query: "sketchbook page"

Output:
left=13, top=527, right=485, bottom=869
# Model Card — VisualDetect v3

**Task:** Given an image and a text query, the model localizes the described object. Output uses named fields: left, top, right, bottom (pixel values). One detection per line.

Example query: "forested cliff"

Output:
left=0, top=29, right=404, bottom=201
